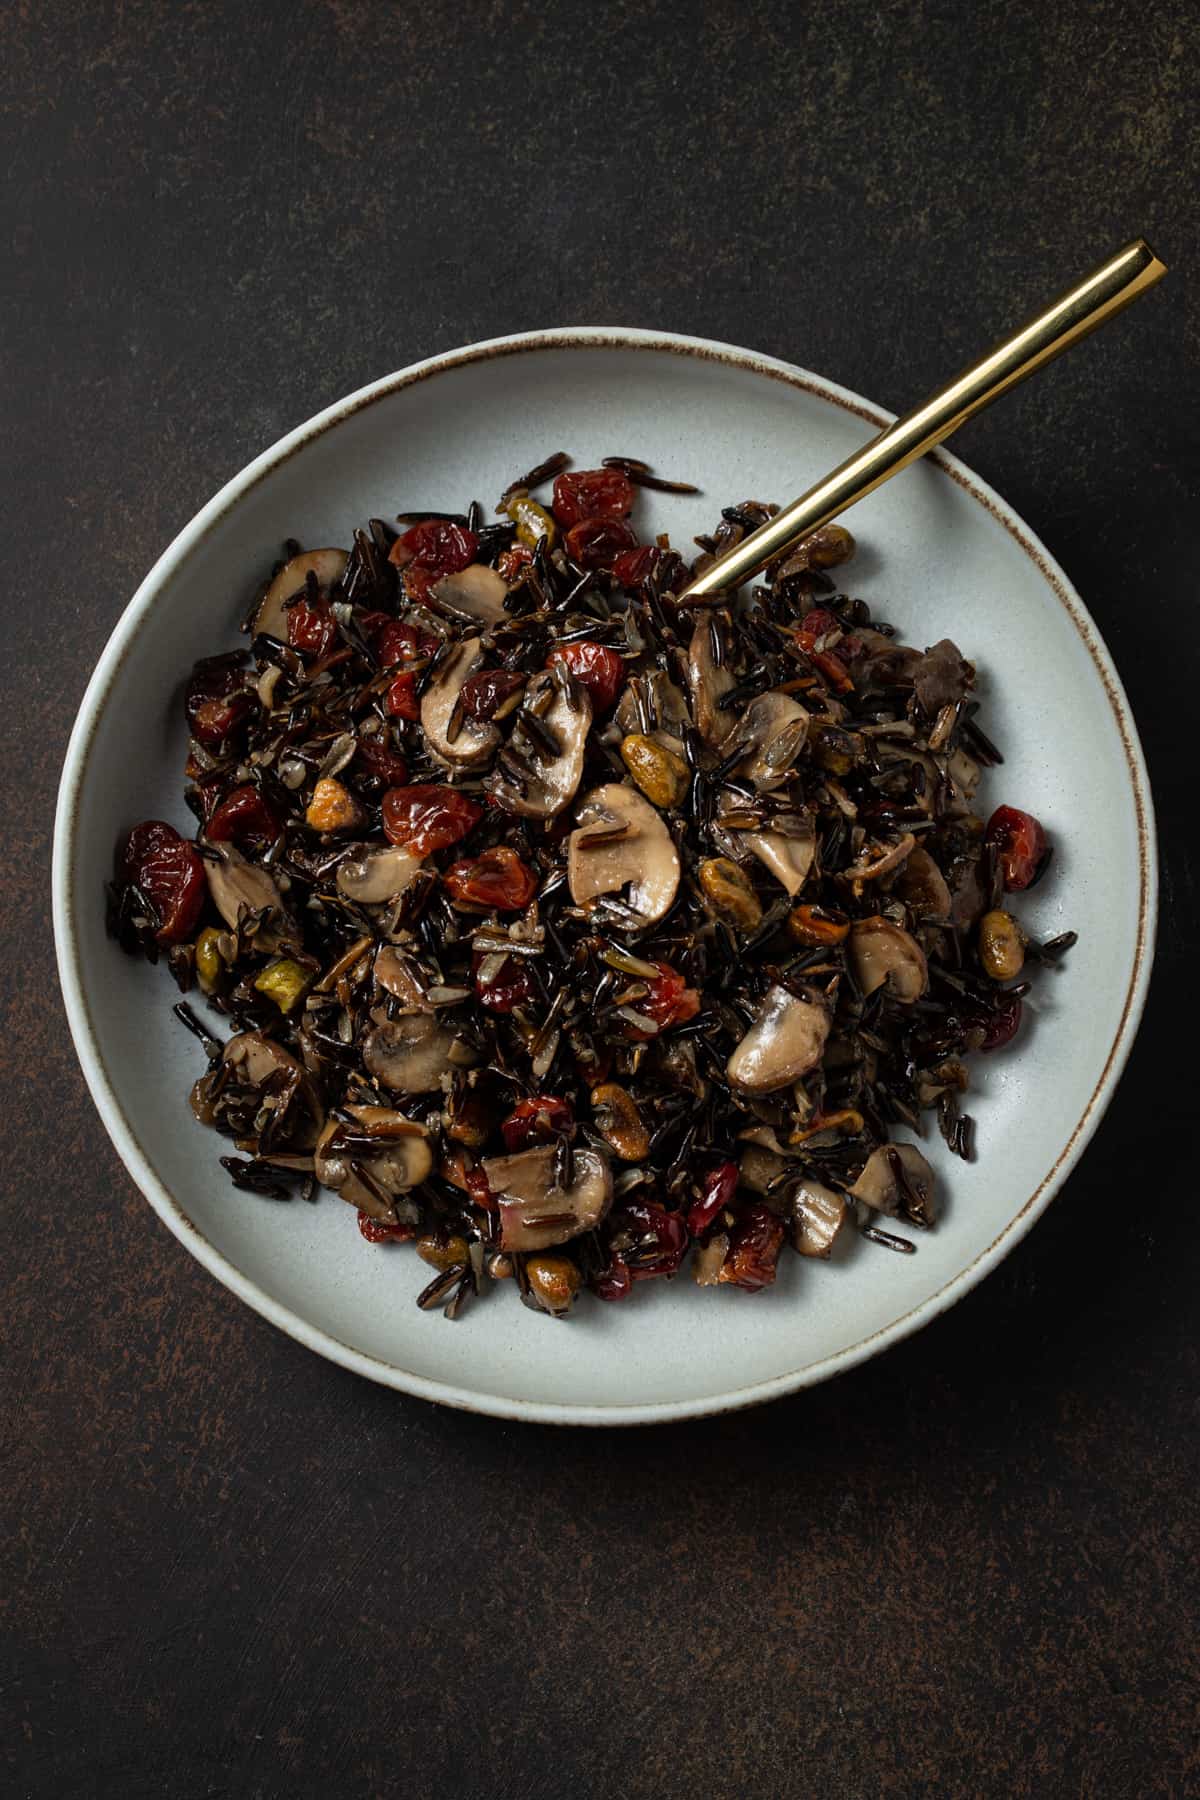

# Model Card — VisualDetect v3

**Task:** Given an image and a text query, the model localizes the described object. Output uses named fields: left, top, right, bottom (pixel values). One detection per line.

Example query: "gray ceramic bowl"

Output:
left=53, top=329, right=1156, bottom=1424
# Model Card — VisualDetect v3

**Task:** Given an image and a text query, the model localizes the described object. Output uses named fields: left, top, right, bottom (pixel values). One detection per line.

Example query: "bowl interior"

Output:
left=56, top=335, right=1151, bottom=1421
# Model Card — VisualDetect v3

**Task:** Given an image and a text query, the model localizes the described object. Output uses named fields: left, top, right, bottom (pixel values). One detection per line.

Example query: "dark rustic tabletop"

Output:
left=6, top=2, right=1199, bottom=1796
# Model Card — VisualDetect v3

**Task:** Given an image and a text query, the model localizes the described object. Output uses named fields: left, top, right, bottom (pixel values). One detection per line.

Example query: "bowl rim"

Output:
left=52, top=325, right=1158, bottom=1426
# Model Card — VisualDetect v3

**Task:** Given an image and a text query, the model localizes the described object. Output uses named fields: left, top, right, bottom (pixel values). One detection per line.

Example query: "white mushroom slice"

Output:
left=373, top=945, right=431, bottom=1009
left=726, top=984, right=831, bottom=1094
left=195, top=1030, right=323, bottom=1145
left=420, top=636, right=499, bottom=768
left=848, top=916, right=928, bottom=1003
left=253, top=548, right=348, bottom=641
left=739, top=1143, right=788, bottom=1196
left=614, top=672, right=692, bottom=752
left=850, top=1143, right=937, bottom=1226
left=363, top=1014, right=477, bottom=1093
left=727, top=691, right=810, bottom=788
left=894, top=847, right=952, bottom=923
left=791, top=1178, right=847, bottom=1257
left=567, top=783, right=681, bottom=926
left=313, top=1105, right=432, bottom=1220
left=744, top=823, right=816, bottom=896
left=429, top=562, right=510, bottom=625
left=945, top=746, right=982, bottom=803
left=337, top=844, right=423, bottom=905
left=204, top=844, right=289, bottom=944
left=481, top=1145, right=613, bottom=1253
left=844, top=832, right=917, bottom=884
left=489, top=670, right=592, bottom=817
left=686, top=618, right=735, bottom=745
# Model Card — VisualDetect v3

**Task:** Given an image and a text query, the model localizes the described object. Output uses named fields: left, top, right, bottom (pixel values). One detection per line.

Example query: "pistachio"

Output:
left=619, top=733, right=690, bottom=810
left=194, top=926, right=224, bottom=992
left=305, top=777, right=365, bottom=834
left=253, top=958, right=311, bottom=1014
left=591, top=1083, right=651, bottom=1161
left=978, top=909, right=1025, bottom=981
left=524, top=1254, right=583, bottom=1317
left=698, top=857, right=764, bottom=930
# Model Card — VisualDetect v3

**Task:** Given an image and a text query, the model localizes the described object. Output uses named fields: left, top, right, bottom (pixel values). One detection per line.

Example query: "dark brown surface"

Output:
left=5, top=2, right=1200, bottom=1795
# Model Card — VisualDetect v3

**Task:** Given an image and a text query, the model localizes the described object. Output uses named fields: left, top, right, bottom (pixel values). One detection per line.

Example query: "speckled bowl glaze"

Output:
left=53, top=329, right=1156, bottom=1425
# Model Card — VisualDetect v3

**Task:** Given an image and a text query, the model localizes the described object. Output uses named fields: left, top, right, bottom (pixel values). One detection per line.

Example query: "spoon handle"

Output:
left=678, top=237, right=1167, bottom=601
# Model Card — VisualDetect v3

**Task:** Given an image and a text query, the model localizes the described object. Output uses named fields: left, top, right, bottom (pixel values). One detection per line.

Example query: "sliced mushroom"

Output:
left=850, top=1142, right=937, bottom=1226
left=420, top=636, right=499, bottom=768
left=362, top=1013, right=478, bottom=1094
left=567, top=783, right=681, bottom=926
left=945, top=746, right=982, bottom=804
left=912, top=638, right=974, bottom=717
left=739, top=1142, right=788, bottom=1196
left=313, top=1104, right=432, bottom=1220
left=373, top=945, right=431, bottom=1009
left=791, top=1178, right=847, bottom=1257
left=844, top=832, right=917, bottom=884
left=894, top=847, right=952, bottom=922
left=686, top=617, right=735, bottom=746
left=488, top=669, right=593, bottom=817
left=191, top=1030, right=324, bottom=1145
left=253, top=548, right=348, bottom=641
left=429, top=561, right=510, bottom=625
left=727, top=984, right=831, bottom=1094
left=614, top=671, right=692, bottom=752
left=481, top=1144, right=613, bottom=1252
left=726, top=690, right=810, bottom=788
left=204, top=844, right=290, bottom=945
left=337, top=843, right=423, bottom=905
left=848, top=917, right=928, bottom=1003
left=744, top=821, right=816, bottom=896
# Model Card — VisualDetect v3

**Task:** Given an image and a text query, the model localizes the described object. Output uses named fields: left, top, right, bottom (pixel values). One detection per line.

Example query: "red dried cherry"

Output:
left=471, top=951, right=532, bottom=1013
left=552, top=468, right=635, bottom=528
left=719, top=1203, right=785, bottom=1290
left=986, top=806, right=1048, bottom=891
left=978, top=991, right=1023, bottom=1052
left=357, top=1211, right=416, bottom=1243
left=459, top=669, right=526, bottom=722
left=500, top=1096, right=574, bottom=1152
left=185, top=658, right=252, bottom=749
left=687, top=1160, right=739, bottom=1237
left=620, top=1201, right=688, bottom=1280
left=382, top=784, right=482, bottom=856
left=465, top=1168, right=496, bottom=1210
left=206, top=784, right=280, bottom=846
left=641, top=961, right=701, bottom=1032
left=611, top=544, right=688, bottom=593
left=564, top=516, right=639, bottom=572
left=353, top=736, right=409, bottom=788
left=385, top=672, right=420, bottom=720
left=444, top=846, right=537, bottom=912
left=496, top=545, right=533, bottom=581
left=388, top=520, right=478, bottom=575
left=376, top=619, right=436, bottom=667
left=592, top=1254, right=633, bottom=1301
left=545, top=641, right=626, bottom=713
left=118, top=821, right=206, bottom=945
left=287, top=599, right=338, bottom=659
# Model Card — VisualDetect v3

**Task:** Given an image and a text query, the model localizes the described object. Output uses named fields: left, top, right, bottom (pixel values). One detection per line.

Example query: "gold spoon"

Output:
left=677, top=238, right=1166, bottom=602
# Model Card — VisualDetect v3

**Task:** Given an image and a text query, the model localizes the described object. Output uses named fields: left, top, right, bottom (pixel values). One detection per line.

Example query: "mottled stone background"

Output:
left=5, top=1, right=1198, bottom=1795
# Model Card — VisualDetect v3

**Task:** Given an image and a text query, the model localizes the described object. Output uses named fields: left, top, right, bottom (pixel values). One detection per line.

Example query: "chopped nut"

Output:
left=978, top=909, right=1025, bottom=981
left=194, top=926, right=224, bottom=992
left=416, top=1233, right=470, bottom=1273
left=619, top=733, right=690, bottom=809
left=524, top=1254, right=583, bottom=1316
left=253, top=958, right=311, bottom=1013
left=305, top=777, right=365, bottom=834
left=699, top=857, right=764, bottom=930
